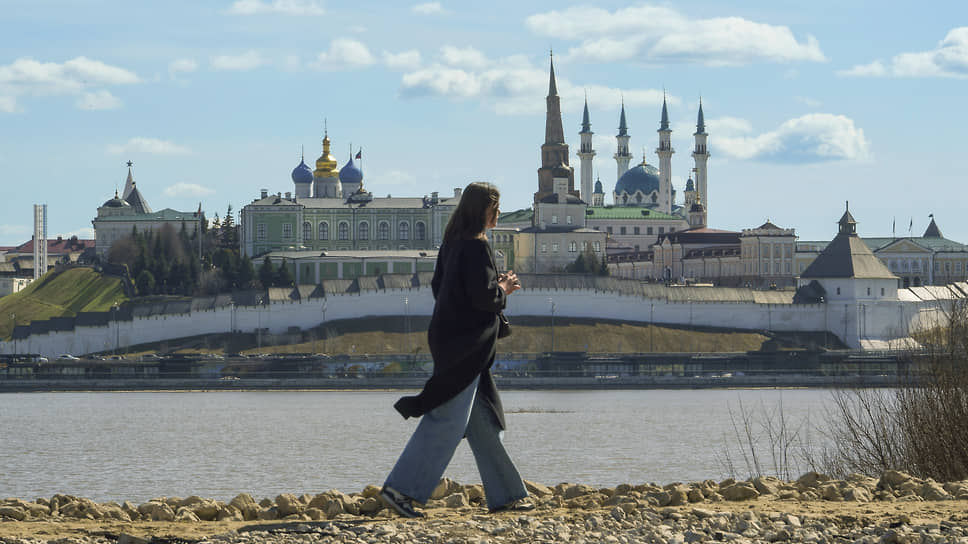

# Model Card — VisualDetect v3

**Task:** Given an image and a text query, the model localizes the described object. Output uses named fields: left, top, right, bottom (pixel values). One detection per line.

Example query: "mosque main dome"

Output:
left=615, top=160, right=660, bottom=196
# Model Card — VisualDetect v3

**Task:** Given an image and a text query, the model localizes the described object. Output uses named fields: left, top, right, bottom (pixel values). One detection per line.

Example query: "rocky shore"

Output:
left=3, top=471, right=968, bottom=543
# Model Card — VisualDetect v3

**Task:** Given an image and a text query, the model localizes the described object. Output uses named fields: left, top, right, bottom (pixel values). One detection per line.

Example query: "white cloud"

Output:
left=55, top=227, right=95, bottom=240
left=0, top=56, right=139, bottom=111
left=107, top=137, right=192, bottom=155
left=838, top=60, right=887, bottom=77
left=164, top=182, right=215, bottom=198
left=77, top=90, right=122, bottom=110
left=211, top=51, right=264, bottom=71
left=227, top=0, right=324, bottom=15
left=311, top=39, right=375, bottom=70
left=714, top=113, right=869, bottom=163
left=400, top=48, right=671, bottom=116
left=525, top=5, right=825, bottom=66
left=0, top=95, right=18, bottom=113
left=440, top=46, right=489, bottom=70
left=840, top=27, right=968, bottom=78
left=383, top=50, right=422, bottom=70
left=412, top=2, right=444, bottom=15
left=169, top=58, right=198, bottom=79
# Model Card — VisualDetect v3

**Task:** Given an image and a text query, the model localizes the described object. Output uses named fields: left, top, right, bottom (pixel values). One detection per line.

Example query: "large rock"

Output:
left=178, top=497, right=221, bottom=521
left=464, top=484, right=485, bottom=503
left=275, top=493, right=304, bottom=517
left=431, top=478, right=463, bottom=500
left=59, top=499, right=105, bottom=520
left=561, top=484, right=598, bottom=500
left=359, top=497, right=383, bottom=515
left=0, top=506, right=26, bottom=521
left=216, top=505, right=243, bottom=522
left=99, top=504, right=132, bottom=522
left=879, top=470, right=914, bottom=489
left=229, top=494, right=260, bottom=521
left=721, top=483, right=760, bottom=501
left=796, top=472, right=829, bottom=489
left=444, top=493, right=468, bottom=508
left=174, top=507, right=200, bottom=522
left=525, top=480, right=554, bottom=497
left=751, top=476, right=780, bottom=496
left=137, top=502, right=175, bottom=522
left=843, top=486, right=872, bottom=502
left=920, top=481, right=952, bottom=501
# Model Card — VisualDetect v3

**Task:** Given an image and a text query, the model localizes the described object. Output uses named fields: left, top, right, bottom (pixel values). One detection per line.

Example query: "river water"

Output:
left=0, top=389, right=835, bottom=503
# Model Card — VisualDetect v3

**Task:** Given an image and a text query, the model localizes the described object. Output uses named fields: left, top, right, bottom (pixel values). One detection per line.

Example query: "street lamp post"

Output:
left=649, top=303, right=654, bottom=353
left=112, top=304, right=120, bottom=356
left=549, top=298, right=556, bottom=353
left=322, top=300, right=328, bottom=353
left=10, top=313, right=16, bottom=356
left=403, top=297, right=411, bottom=359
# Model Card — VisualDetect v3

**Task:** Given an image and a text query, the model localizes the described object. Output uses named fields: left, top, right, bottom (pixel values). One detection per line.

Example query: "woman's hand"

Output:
left=498, top=270, right=521, bottom=295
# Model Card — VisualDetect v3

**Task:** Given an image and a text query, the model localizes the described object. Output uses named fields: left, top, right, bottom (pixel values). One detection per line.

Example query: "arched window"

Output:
left=377, top=221, right=389, bottom=240
left=358, top=221, right=369, bottom=240
left=303, top=222, right=312, bottom=241
left=635, top=194, right=643, bottom=204
left=415, top=221, right=426, bottom=241
left=651, top=194, right=658, bottom=203
left=338, top=221, right=349, bottom=241
left=398, top=221, right=410, bottom=240
left=569, top=241, right=577, bottom=253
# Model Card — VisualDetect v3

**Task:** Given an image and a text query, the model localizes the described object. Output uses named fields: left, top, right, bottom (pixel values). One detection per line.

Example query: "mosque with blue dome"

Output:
left=505, top=55, right=709, bottom=273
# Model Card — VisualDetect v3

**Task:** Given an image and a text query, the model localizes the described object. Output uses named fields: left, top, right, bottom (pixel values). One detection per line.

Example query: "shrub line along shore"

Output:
left=2, top=471, right=968, bottom=543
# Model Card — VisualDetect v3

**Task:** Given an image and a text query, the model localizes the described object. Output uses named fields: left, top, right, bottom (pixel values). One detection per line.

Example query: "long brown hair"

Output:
left=442, top=182, right=500, bottom=243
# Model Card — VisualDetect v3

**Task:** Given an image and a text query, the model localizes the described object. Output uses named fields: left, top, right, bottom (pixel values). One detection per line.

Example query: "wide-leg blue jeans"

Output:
left=384, top=376, right=528, bottom=509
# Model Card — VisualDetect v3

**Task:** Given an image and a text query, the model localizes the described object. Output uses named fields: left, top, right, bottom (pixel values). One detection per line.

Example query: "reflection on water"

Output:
left=0, top=389, right=831, bottom=503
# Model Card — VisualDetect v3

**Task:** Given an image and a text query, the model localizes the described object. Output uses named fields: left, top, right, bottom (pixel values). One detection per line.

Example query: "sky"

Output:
left=1, top=0, right=967, bottom=247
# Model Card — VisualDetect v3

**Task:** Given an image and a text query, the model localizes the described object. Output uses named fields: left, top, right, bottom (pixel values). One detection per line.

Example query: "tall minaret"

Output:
left=692, top=99, right=710, bottom=217
left=577, top=94, right=595, bottom=202
left=656, top=93, right=674, bottom=214
left=534, top=52, right=574, bottom=207
left=614, top=100, right=632, bottom=181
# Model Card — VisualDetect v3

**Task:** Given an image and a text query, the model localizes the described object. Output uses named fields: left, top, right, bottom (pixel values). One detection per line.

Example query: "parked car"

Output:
left=57, top=354, right=80, bottom=361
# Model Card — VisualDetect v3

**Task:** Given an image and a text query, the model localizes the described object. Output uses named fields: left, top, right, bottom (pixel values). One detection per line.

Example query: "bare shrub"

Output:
left=719, top=395, right=814, bottom=481
left=814, top=299, right=968, bottom=481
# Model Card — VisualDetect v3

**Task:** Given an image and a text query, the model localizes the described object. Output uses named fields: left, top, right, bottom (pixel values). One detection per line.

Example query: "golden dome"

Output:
left=314, top=133, right=338, bottom=179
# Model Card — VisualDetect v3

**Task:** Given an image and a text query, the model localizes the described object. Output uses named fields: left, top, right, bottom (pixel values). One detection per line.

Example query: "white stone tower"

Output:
left=614, top=101, right=632, bottom=182
left=577, top=95, right=595, bottom=202
left=656, top=94, right=675, bottom=214
left=692, top=99, right=709, bottom=216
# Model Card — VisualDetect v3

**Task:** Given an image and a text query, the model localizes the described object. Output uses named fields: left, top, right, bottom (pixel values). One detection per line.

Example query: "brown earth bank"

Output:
left=2, top=471, right=968, bottom=543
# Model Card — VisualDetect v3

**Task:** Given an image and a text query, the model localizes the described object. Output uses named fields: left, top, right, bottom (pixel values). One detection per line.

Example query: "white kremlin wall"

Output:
left=0, top=284, right=960, bottom=357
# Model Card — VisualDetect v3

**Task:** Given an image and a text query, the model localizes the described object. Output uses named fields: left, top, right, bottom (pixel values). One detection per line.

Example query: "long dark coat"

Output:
left=393, top=238, right=507, bottom=429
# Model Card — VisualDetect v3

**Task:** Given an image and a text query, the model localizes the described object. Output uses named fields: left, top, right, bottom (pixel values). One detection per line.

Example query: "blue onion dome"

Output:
left=615, top=159, right=660, bottom=195
left=103, top=190, right=130, bottom=208
left=685, top=177, right=695, bottom=192
left=291, top=158, right=313, bottom=184
left=594, top=178, right=604, bottom=194
left=339, top=155, right=363, bottom=185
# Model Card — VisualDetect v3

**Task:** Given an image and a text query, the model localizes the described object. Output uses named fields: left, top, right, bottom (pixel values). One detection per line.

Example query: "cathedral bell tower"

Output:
left=692, top=99, right=710, bottom=217
left=656, top=94, right=674, bottom=214
left=577, top=95, right=595, bottom=202
left=534, top=53, right=575, bottom=208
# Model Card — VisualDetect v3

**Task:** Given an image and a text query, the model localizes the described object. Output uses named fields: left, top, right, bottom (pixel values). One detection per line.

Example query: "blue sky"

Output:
left=1, top=0, right=966, bottom=246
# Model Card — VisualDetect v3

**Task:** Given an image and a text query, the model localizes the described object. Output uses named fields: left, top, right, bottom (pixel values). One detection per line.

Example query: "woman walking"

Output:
left=381, top=182, right=533, bottom=518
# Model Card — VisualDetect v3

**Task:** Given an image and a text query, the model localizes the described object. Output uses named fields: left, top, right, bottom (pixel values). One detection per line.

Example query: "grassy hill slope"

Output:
left=1, top=268, right=128, bottom=339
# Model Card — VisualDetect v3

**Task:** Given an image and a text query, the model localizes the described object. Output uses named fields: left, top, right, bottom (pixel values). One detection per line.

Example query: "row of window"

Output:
left=540, top=241, right=602, bottom=254
left=257, top=221, right=427, bottom=242
left=606, top=225, right=671, bottom=235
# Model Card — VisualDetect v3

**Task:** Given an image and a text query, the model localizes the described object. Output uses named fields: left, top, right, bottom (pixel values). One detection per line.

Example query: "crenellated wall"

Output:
left=2, top=281, right=962, bottom=357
